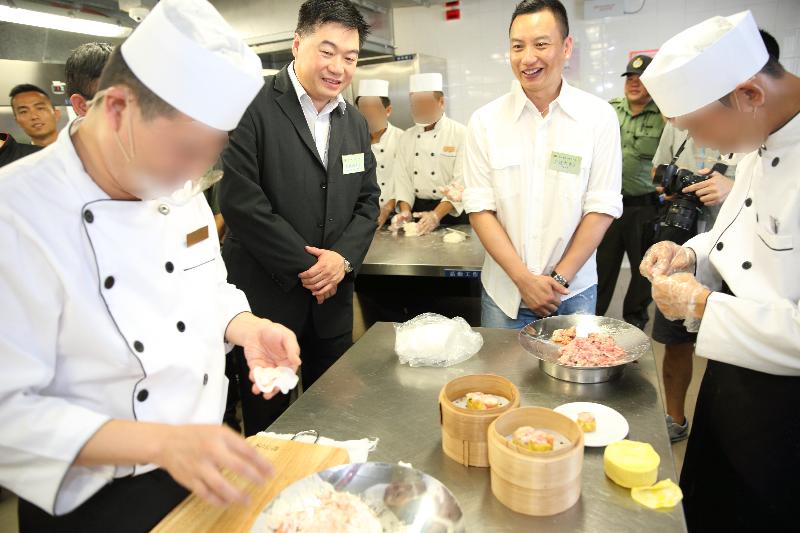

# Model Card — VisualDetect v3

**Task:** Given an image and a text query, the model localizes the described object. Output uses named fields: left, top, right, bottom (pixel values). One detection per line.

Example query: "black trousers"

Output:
left=680, top=360, right=800, bottom=532
left=18, top=469, right=187, bottom=533
left=413, top=198, right=468, bottom=225
left=596, top=200, right=659, bottom=325
left=235, top=314, right=352, bottom=436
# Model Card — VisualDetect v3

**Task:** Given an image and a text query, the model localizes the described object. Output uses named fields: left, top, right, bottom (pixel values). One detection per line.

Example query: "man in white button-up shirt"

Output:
left=464, top=0, right=622, bottom=328
left=287, top=59, right=346, bottom=168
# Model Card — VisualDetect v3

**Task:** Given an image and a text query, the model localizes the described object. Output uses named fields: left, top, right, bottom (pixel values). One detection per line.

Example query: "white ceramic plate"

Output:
left=553, top=401, right=629, bottom=447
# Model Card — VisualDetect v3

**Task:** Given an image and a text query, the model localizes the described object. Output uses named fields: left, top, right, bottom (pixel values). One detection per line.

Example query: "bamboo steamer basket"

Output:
left=439, top=374, right=520, bottom=467
left=488, top=406, right=584, bottom=516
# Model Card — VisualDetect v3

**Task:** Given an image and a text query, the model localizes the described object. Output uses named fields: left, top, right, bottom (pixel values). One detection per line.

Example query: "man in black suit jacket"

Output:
left=218, top=0, right=379, bottom=435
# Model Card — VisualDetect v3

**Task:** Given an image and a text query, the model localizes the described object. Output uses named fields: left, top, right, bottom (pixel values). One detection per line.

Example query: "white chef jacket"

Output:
left=0, top=123, right=250, bottom=515
left=372, top=122, right=403, bottom=207
left=686, top=111, right=800, bottom=376
left=288, top=60, right=346, bottom=169
left=392, top=113, right=466, bottom=215
left=463, top=79, right=623, bottom=319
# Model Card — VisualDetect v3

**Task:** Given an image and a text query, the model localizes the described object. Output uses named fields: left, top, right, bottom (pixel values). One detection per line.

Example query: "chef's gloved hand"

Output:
left=640, top=241, right=696, bottom=281
left=651, top=273, right=712, bottom=332
left=390, top=210, right=412, bottom=233
left=413, top=211, right=440, bottom=236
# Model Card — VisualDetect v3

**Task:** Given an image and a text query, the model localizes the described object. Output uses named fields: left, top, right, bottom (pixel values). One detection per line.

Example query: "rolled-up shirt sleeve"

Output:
left=0, top=217, right=114, bottom=515
left=463, top=113, right=497, bottom=214
left=583, top=105, right=623, bottom=218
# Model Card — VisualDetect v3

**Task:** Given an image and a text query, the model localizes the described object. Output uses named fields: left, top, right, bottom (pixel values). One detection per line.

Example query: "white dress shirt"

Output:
left=464, top=79, right=623, bottom=319
left=685, top=112, right=800, bottom=376
left=288, top=61, right=346, bottom=169
left=372, top=122, right=404, bottom=207
left=392, top=114, right=466, bottom=215
left=0, top=124, right=249, bottom=514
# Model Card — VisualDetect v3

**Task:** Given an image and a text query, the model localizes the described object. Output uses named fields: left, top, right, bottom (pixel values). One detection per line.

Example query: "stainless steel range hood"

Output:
left=211, top=0, right=397, bottom=69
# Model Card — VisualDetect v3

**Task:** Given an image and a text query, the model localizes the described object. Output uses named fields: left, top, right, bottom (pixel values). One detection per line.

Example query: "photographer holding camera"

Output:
left=640, top=11, right=800, bottom=531
left=650, top=122, right=739, bottom=442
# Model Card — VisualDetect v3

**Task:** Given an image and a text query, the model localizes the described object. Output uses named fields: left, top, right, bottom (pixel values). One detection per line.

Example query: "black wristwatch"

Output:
left=551, top=270, right=569, bottom=288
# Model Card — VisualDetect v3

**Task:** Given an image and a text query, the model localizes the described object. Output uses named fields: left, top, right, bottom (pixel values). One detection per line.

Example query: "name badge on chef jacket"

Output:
left=342, top=153, right=365, bottom=175
left=549, top=151, right=582, bottom=175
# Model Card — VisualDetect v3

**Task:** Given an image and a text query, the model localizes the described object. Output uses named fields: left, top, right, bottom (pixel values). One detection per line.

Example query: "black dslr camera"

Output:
left=653, top=156, right=728, bottom=232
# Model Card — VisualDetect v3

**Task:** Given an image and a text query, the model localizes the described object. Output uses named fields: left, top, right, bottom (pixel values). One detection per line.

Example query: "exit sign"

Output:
left=445, top=0, right=460, bottom=21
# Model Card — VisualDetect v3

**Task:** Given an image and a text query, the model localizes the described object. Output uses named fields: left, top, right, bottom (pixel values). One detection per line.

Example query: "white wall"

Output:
left=392, top=0, right=800, bottom=124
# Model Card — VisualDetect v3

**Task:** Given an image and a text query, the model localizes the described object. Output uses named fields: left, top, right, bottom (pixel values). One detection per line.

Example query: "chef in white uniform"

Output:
left=355, top=78, right=404, bottom=227
left=392, top=72, right=467, bottom=235
left=638, top=11, right=800, bottom=531
left=0, top=1, right=301, bottom=531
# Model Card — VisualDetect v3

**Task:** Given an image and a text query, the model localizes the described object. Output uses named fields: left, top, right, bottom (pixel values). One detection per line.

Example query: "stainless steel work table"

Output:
left=360, top=224, right=485, bottom=277
left=268, top=323, right=687, bottom=532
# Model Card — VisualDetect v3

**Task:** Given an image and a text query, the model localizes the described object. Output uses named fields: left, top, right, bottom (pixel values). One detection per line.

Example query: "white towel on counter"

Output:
left=258, top=431, right=379, bottom=463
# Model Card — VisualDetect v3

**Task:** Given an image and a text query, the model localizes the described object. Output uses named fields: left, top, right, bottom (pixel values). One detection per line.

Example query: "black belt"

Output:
left=622, top=192, right=660, bottom=207
left=18, top=469, right=188, bottom=533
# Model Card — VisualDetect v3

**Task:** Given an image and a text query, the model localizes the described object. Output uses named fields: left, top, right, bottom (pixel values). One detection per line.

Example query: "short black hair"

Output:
left=759, top=28, right=780, bottom=61
left=296, top=0, right=371, bottom=47
left=9, top=83, right=52, bottom=104
left=719, top=28, right=785, bottom=106
left=509, top=0, right=569, bottom=40
left=96, top=46, right=176, bottom=120
left=66, top=42, right=113, bottom=99
left=355, top=95, right=391, bottom=108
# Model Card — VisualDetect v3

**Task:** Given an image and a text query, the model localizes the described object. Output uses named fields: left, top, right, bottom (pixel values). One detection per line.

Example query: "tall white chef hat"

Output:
left=409, top=73, right=444, bottom=93
left=120, top=0, right=264, bottom=131
left=641, top=11, right=768, bottom=118
left=358, top=79, right=390, bottom=98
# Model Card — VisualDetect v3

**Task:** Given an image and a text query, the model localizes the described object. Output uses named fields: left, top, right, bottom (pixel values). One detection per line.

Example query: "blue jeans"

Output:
left=481, top=285, right=598, bottom=329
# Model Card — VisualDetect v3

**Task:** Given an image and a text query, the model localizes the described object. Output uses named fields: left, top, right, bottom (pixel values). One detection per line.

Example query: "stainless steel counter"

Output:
left=360, top=224, right=485, bottom=277
left=268, top=323, right=687, bottom=532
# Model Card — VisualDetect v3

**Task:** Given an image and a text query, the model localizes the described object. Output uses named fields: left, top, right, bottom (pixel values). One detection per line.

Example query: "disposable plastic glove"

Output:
left=651, top=273, right=712, bottom=332
left=640, top=241, right=696, bottom=281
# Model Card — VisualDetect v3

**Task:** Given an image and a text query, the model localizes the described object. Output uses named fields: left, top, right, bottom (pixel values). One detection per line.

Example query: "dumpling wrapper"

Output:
left=253, top=366, right=299, bottom=395
left=631, top=479, right=683, bottom=509
left=443, top=231, right=466, bottom=243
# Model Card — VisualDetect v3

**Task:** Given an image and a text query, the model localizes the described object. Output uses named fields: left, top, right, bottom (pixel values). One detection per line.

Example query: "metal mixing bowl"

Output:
left=253, top=462, right=465, bottom=532
left=518, top=315, right=652, bottom=383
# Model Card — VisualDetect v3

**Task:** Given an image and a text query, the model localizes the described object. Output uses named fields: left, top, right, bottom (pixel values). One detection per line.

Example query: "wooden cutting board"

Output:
left=152, top=435, right=350, bottom=532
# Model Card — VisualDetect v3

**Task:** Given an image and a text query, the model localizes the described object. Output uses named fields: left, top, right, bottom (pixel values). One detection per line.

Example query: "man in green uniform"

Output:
left=596, top=54, right=665, bottom=328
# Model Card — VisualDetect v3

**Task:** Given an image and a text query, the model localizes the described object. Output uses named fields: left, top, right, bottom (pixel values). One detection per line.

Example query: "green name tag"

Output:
left=549, top=151, right=582, bottom=175
left=342, top=153, right=365, bottom=175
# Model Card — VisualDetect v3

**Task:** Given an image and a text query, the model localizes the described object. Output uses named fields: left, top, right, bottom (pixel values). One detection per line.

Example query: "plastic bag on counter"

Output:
left=394, top=313, right=483, bottom=367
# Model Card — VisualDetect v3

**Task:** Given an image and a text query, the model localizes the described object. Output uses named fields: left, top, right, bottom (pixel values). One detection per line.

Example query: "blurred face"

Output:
left=670, top=81, right=768, bottom=154
left=292, top=22, right=360, bottom=107
left=624, top=74, right=651, bottom=105
left=357, top=96, right=391, bottom=133
left=410, top=92, right=444, bottom=126
left=96, top=86, right=227, bottom=201
left=12, top=91, right=61, bottom=144
left=509, top=10, right=572, bottom=100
